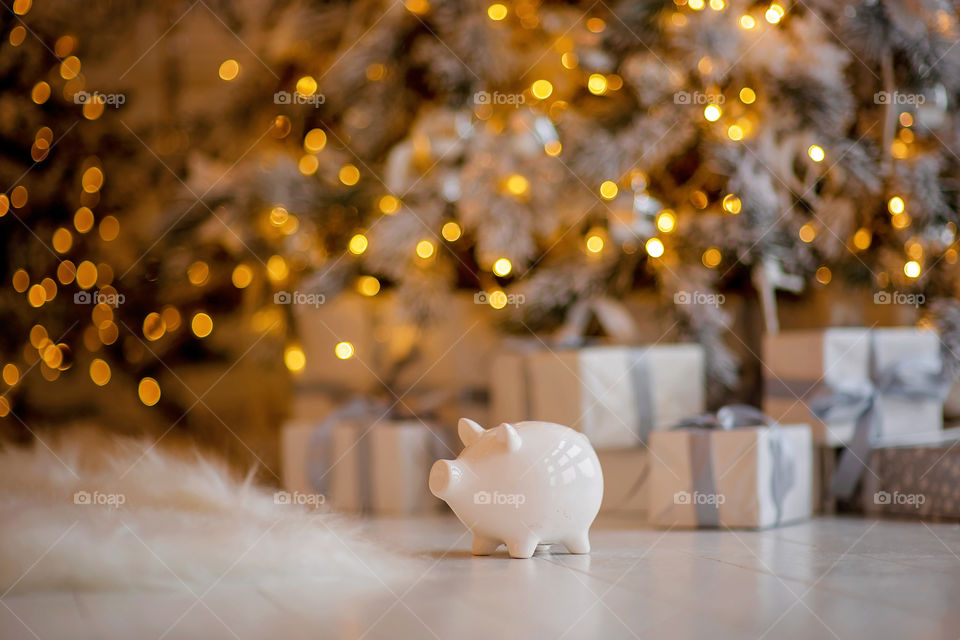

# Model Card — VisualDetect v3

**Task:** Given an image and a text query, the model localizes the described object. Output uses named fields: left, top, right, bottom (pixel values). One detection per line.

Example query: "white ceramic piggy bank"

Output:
left=429, top=418, right=604, bottom=558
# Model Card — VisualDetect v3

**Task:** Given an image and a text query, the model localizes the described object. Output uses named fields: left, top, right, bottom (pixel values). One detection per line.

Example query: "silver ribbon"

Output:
left=810, top=339, right=950, bottom=500
left=628, top=349, right=656, bottom=443
left=672, top=405, right=796, bottom=526
left=689, top=430, right=719, bottom=525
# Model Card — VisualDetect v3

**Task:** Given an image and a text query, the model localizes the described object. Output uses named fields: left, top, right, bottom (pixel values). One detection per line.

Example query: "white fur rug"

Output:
left=0, top=432, right=407, bottom=594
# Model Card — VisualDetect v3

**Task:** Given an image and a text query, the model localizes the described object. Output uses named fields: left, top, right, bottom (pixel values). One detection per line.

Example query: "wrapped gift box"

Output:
left=597, top=449, right=649, bottom=516
left=763, top=327, right=944, bottom=445
left=647, top=424, right=813, bottom=529
left=861, top=428, right=960, bottom=520
left=281, top=415, right=447, bottom=515
left=491, top=344, right=705, bottom=449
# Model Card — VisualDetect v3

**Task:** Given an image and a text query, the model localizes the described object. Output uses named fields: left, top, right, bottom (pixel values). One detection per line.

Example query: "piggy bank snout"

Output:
left=429, top=459, right=463, bottom=499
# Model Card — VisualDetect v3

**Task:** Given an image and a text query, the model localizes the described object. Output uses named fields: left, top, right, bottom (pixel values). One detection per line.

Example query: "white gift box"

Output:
left=596, top=449, right=649, bottom=516
left=763, top=327, right=944, bottom=445
left=281, top=417, right=444, bottom=515
left=491, top=344, right=705, bottom=449
left=647, top=424, right=813, bottom=529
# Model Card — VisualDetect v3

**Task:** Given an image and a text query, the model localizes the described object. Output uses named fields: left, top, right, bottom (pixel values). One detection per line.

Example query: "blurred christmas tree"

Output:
left=2, top=0, right=960, bottom=448
left=0, top=0, right=305, bottom=463
left=261, top=0, right=960, bottom=396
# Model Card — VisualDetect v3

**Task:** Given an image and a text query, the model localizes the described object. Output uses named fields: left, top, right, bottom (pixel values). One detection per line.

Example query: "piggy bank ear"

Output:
left=495, top=423, right=522, bottom=452
left=458, top=418, right=485, bottom=446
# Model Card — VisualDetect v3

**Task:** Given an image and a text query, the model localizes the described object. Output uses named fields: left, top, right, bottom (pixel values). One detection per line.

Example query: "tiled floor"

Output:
left=3, top=515, right=960, bottom=639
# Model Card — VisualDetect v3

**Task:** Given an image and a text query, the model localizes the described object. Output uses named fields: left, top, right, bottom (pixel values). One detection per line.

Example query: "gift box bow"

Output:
left=810, top=348, right=951, bottom=499
left=669, top=404, right=797, bottom=527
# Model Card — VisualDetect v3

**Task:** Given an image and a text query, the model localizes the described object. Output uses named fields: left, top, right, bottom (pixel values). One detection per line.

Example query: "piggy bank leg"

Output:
left=471, top=535, right=501, bottom=556
left=563, top=533, right=590, bottom=554
left=505, top=536, right=539, bottom=559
